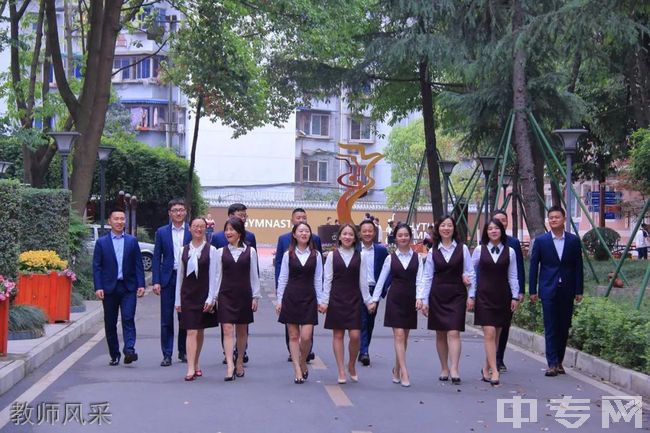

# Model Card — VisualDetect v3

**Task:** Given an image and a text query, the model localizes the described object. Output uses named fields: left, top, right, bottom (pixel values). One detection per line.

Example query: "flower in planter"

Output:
left=0, top=275, right=17, bottom=302
left=59, top=268, right=77, bottom=282
left=18, top=250, right=68, bottom=274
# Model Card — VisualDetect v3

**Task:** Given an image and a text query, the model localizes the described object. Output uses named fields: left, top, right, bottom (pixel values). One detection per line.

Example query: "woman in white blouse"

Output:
left=275, top=222, right=323, bottom=384
left=416, top=215, right=474, bottom=385
left=320, top=224, right=373, bottom=384
left=215, top=217, right=261, bottom=381
left=368, top=223, right=424, bottom=387
left=174, top=217, right=219, bottom=381
left=467, top=219, right=519, bottom=386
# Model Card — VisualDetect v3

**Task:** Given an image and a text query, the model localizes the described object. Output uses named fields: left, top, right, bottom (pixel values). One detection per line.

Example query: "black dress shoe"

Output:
left=497, top=362, right=507, bottom=373
left=545, top=367, right=559, bottom=377
left=178, top=353, right=187, bottom=363
left=358, top=354, right=370, bottom=366
left=557, top=364, right=566, bottom=374
left=109, top=356, right=120, bottom=366
left=243, top=353, right=249, bottom=364
left=123, top=353, right=138, bottom=364
left=160, top=357, right=172, bottom=367
left=287, top=355, right=293, bottom=362
left=307, top=352, right=315, bottom=362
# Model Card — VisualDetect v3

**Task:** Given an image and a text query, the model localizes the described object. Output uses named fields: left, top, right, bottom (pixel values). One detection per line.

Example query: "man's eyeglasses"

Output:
left=170, top=208, right=186, bottom=214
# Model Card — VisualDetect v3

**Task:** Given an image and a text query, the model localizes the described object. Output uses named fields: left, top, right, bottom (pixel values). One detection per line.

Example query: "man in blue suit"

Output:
left=274, top=208, right=322, bottom=362
left=152, top=198, right=192, bottom=367
left=211, top=203, right=257, bottom=364
left=211, top=203, right=257, bottom=250
left=93, top=208, right=145, bottom=366
left=529, top=206, right=584, bottom=377
left=493, top=210, right=525, bottom=372
left=358, top=219, right=389, bottom=366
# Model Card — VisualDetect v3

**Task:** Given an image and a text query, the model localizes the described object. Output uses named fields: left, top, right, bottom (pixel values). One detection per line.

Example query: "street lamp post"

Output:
left=49, top=131, right=80, bottom=189
left=0, top=161, right=12, bottom=178
left=478, top=156, right=497, bottom=224
left=553, top=129, right=587, bottom=233
left=439, top=160, right=458, bottom=215
left=97, top=146, right=115, bottom=236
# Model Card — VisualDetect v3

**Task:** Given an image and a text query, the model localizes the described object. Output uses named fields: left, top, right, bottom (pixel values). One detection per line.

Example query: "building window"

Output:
left=302, top=160, right=328, bottom=182
left=129, top=105, right=166, bottom=131
left=300, top=112, right=330, bottom=137
left=113, top=58, right=131, bottom=80
left=350, top=117, right=372, bottom=141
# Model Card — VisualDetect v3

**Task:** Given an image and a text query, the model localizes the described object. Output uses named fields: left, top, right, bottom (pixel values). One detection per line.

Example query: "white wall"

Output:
left=191, top=113, right=297, bottom=188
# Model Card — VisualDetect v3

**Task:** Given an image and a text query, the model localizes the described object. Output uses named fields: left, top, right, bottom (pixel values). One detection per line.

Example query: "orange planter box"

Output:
left=15, top=273, right=72, bottom=323
left=0, top=301, right=8, bottom=356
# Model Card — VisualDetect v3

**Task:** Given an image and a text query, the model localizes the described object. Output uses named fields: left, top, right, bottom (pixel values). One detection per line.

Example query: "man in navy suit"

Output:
left=210, top=203, right=257, bottom=250
left=529, top=206, right=584, bottom=377
left=152, top=198, right=192, bottom=366
left=492, top=210, right=525, bottom=372
left=274, top=208, right=322, bottom=362
left=358, top=219, right=389, bottom=366
left=211, top=203, right=257, bottom=364
left=93, top=208, right=145, bottom=366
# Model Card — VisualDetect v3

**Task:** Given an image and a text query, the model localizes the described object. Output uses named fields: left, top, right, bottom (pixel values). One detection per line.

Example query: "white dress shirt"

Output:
left=171, top=223, right=186, bottom=270
left=418, top=241, right=475, bottom=304
left=321, top=247, right=372, bottom=305
left=552, top=232, right=565, bottom=260
left=174, top=242, right=218, bottom=307
left=276, top=248, right=324, bottom=305
left=469, top=243, right=519, bottom=298
left=360, top=243, right=376, bottom=286
left=214, top=244, right=261, bottom=299
left=370, top=248, right=424, bottom=303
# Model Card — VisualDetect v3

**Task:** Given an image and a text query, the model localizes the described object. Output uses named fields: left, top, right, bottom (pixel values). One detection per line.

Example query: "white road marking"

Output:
left=324, top=384, right=353, bottom=407
left=0, top=328, right=105, bottom=430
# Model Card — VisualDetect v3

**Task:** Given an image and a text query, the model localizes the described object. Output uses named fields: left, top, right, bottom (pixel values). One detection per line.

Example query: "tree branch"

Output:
left=45, top=0, right=80, bottom=119
left=26, top=0, right=45, bottom=116
left=111, top=36, right=169, bottom=76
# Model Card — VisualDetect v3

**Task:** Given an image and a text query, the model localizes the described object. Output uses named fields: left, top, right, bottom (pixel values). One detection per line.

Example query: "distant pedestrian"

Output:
left=386, top=220, right=395, bottom=245
left=215, top=217, right=261, bottom=381
left=93, top=208, right=145, bottom=366
left=635, top=223, right=648, bottom=260
left=417, top=215, right=474, bottom=385
left=468, top=219, right=520, bottom=386
left=320, top=224, right=373, bottom=384
left=275, top=222, right=323, bottom=384
left=175, top=217, right=219, bottom=381
left=369, top=223, right=423, bottom=387
left=529, top=206, right=583, bottom=377
left=205, top=213, right=215, bottom=243
left=374, top=217, right=383, bottom=243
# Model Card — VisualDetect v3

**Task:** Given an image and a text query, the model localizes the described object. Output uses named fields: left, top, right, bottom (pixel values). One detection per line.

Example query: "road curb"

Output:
left=465, top=312, right=650, bottom=398
left=0, top=301, right=103, bottom=396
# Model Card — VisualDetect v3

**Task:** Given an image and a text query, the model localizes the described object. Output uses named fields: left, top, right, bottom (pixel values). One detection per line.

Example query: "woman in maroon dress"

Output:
left=417, top=215, right=474, bottom=385
left=368, top=223, right=423, bottom=387
left=215, top=217, right=261, bottom=381
left=174, top=217, right=219, bottom=381
left=320, top=224, right=373, bottom=384
left=468, top=219, right=520, bottom=386
left=275, top=222, right=323, bottom=384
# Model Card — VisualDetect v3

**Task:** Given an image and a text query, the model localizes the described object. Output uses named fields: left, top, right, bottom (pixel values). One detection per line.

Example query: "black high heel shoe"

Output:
left=235, top=368, right=245, bottom=378
left=480, top=369, right=490, bottom=383
left=490, top=379, right=500, bottom=386
left=224, top=369, right=236, bottom=382
left=294, top=377, right=305, bottom=384
left=451, top=377, right=461, bottom=385
left=302, top=369, right=309, bottom=380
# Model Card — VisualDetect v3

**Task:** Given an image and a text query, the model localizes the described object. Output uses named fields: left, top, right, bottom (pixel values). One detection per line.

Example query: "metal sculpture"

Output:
left=335, top=143, right=384, bottom=224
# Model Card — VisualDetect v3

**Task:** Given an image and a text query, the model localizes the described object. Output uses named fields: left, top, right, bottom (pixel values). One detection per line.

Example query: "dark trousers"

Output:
left=496, top=322, right=510, bottom=365
left=284, top=325, right=314, bottom=354
left=639, top=247, right=648, bottom=260
left=541, top=291, right=574, bottom=367
left=160, top=271, right=186, bottom=358
left=102, top=281, right=137, bottom=359
left=360, top=286, right=378, bottom=356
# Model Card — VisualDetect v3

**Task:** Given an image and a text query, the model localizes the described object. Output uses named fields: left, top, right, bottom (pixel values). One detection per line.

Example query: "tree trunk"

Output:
left=46, top=0, right=127, bottom=215
left=551, top=178, right=562, bottom=207
left=418, top=60, right=443, bottom=219
left=598, top=179, right=606, bottom=228
left=628, top=32, right=650, bottom=129
left=512, top=0, right=545, bottom=238
left=185, top=96, right=203, bottom=216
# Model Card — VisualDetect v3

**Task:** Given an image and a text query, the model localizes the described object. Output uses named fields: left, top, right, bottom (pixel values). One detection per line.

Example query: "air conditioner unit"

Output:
left=177, top=124, right=184, bottom=134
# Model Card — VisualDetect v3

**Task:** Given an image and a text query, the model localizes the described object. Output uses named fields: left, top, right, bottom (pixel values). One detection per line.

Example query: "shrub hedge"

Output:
left=513, top=296, right=649, bottom=374
left=582, top=227, right=620, bottom=260
left=19, top=188, right=71, bottom=261
left=0, top=180, right=22, bottom=278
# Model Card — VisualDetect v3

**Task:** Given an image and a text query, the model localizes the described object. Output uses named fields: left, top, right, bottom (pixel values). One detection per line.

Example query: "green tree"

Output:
left=630, top=129, right=650, bottom=195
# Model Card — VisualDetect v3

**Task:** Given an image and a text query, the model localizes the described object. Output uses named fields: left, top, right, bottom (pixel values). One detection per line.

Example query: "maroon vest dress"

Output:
left=428, top=244, right=467, bottom=331
left=278, top=251, right=318, bottom=325
left=179, top=244, right=219, bottom=330
left=217, top=246, right=254, bottom=324
left=384, top=252, right=419, bottom=329
left=474, top=244, right=512, bottom=327
left=324, top=249, right=362, bottom=330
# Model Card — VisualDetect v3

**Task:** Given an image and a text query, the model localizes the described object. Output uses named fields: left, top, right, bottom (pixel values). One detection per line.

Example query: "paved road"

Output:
left=0, top=250, right=646, bottom=432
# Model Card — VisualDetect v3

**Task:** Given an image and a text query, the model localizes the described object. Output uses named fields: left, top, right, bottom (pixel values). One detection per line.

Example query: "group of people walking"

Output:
left=92, top=200, right=584, bottom=388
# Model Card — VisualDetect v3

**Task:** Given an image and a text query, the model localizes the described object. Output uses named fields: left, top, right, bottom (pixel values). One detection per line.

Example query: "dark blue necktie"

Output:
left=491, top=246, right=500, bottom=254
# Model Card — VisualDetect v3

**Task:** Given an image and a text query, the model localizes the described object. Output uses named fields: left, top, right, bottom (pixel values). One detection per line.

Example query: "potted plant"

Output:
left=15, top=250, right=76, bottom=323
left=8, top=305, right=47, bottom=341
left=0, top=275, right=17, bottom=356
